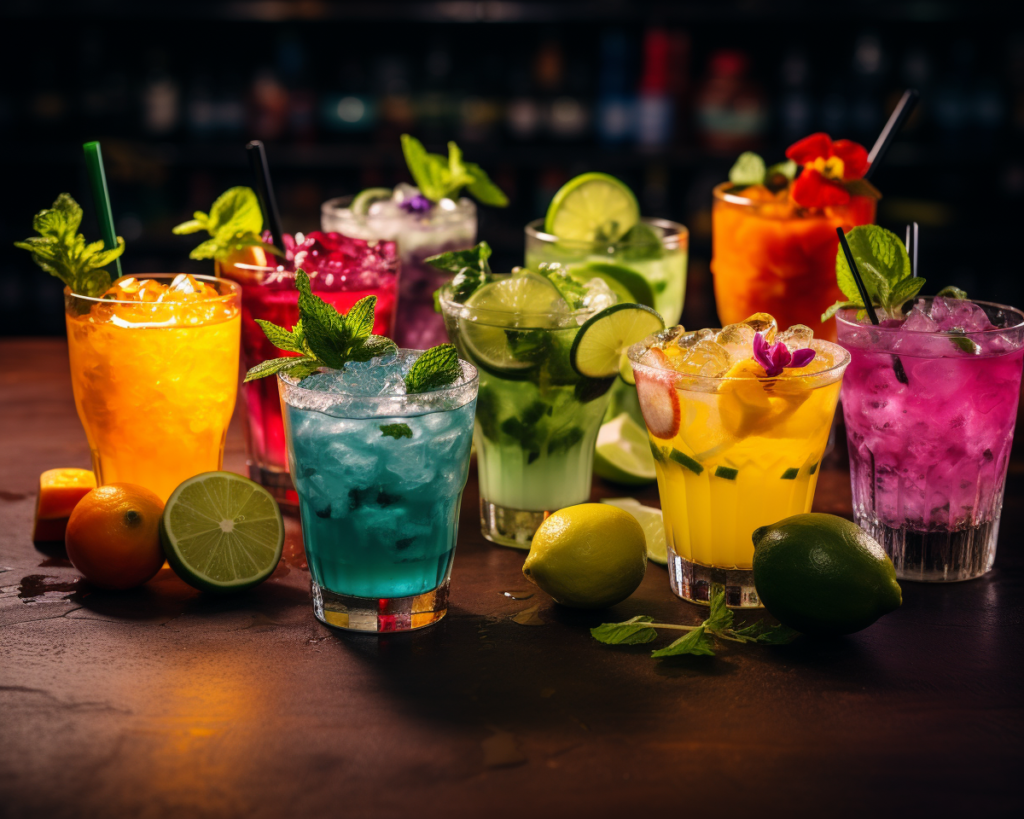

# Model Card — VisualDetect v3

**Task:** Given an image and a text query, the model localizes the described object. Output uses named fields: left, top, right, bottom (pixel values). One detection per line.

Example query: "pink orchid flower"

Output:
left=752, top=333, right=816, bottom=377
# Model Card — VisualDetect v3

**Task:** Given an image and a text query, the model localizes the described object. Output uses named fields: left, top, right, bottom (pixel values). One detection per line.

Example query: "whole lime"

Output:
left=523, top=503, right=647, bottom=608
left=752, top=513, right=902, bottom=636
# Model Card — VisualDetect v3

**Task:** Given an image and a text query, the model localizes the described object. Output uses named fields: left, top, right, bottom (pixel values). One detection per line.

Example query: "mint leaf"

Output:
left=835, top=226, right=911, bottom=315
left=464, top=161, right=509, bottom=207
left=348, top=334, right=399, bottom=362
left=703, top=587, right=734, bottom=633
left=244, top=356, right=310, bottom=383
left=404, top=344, right=461, bottom=394
left=401, top=134, right=507, bottom=206
left=766, top=159, right=797, bottom=183
left=171, top=218, right=206, bottom=235
left=729, top=621, right=800, bottom=645
left=591, top=616, right=658, bottom=645
left=172, top=186, right=279, bottom=261
left=889, top=276, right=927, bottom=313
left=346, top=296, right=377, bottom=341
left=936, top=286, right=969, bottom=300
left=445, top=141, right=477, bottom=196
left=380, top=423, right=413, bottom=440
left=949, top=336, right=981, bottom=355
left=651, top=626, right=716, bottom=658
left=427, top=242, right=493, bottom=304
left=536, top=263, right=588, bottom=310
left=255, top=319, right=305, bottom=354
left=729, top=152, right=766, bottom=186
left=822, top=299, right=865, bottom=322
left=296, top=269, right=351, bottom=368
left=401, top=134, right=449, bottom=202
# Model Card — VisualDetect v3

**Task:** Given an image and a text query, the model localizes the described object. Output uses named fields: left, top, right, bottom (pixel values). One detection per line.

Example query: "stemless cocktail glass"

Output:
left=711, top=184, right=874, bottom=341
left=525, top=218, right=689, bottom=326
left=65, top=274, right=241, bottom=502
left=218, top=232, right=399, bottom=506
left=837, top=300, right=1024, bottom=581
left=322, top=194, right=476, bottom=349
left=629, top=335, right=849, bottom=607
left=280, top=352, right=478, bottom=632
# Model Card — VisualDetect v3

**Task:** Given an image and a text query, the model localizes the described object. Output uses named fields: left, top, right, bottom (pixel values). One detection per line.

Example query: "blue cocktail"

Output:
left=280, top=351, right=478, bottom=632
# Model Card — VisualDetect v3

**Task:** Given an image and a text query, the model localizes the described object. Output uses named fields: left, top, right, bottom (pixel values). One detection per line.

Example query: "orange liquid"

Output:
left=711, top=184, right=875, bottom=341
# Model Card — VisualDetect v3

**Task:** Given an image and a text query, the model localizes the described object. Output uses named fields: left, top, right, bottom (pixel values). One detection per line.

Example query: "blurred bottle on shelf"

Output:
left=248, top=68, right=289, bottom=141
left=778, top=50, right=813, bottom=143
left=321, top=59, right=376, bottom=137
left=849, top=33, right=885, bottom=142
left=636, top=28, right=674, bottom=150
left=141, top=51, right=180, bottom=137
left=375, top=54, right=416, bottom=141
left=506, top=62, right=542, bottom=141
left=458, top=52, right=502, bottom=144
left=596, top=30, right=635, bottom=146
left=693, top=49, right=767, bottom=152
left=418, top=45, right=456, bottom=142
left=277, top=32, right=317, bottom=143
left=186, top=74, right=217, bottom=141
left=549, top=53, right=590, bottom=141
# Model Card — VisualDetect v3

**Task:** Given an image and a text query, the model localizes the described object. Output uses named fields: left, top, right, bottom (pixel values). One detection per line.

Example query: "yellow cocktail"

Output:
left=629, top=314, right=849, bottom=608
left=65, top=274, right=241, bottom=502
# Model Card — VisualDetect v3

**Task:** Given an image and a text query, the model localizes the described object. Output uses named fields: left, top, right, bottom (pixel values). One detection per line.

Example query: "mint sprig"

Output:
left=173, top=186, right=280, bottom=261
left=14, top=193, right=125, bottom=298
left=591, top=587, right=798, bottom=659
left=535, top=263, right=588, bottom=310
left=427, top=241, right=493, bottom=305
left=404, top=344, right=462, bottom=394
left=401, top=135, right=508, bottom=206
left=821, top=225, right=966, bottom=322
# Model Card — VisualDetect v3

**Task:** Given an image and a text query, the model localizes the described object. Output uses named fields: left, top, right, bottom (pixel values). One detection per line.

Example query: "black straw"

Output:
left=864, top=89, right=919, bottom=181
left=837, top=227, right=909, bottom=385
left=905, top=222, right=919, bottom=278
left=246, top=140, right=286, bottom=255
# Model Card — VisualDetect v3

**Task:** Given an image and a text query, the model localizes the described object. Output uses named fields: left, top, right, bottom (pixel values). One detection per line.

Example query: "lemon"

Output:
left=601, top=497, right=668, bottom=565
left=523, top=503, right=647, bottom=608
left=752, top=513, right=902, bottom=636
left=593, top=414, right=657, bottom=485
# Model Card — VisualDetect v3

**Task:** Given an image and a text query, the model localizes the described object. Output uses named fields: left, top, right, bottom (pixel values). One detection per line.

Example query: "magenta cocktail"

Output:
left=837, top=297, right=1024, bottom=581
left=219, top=231, right=399, bottom=505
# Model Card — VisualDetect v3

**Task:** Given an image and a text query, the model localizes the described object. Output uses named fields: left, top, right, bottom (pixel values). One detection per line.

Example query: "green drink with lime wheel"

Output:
left=525, top=173, right=689, bottom=326
left=436, top=244, right=664, bottom=548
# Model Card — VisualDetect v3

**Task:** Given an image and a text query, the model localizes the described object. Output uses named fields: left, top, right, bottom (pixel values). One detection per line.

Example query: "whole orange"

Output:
left=65, top=483, right=166, bottom=590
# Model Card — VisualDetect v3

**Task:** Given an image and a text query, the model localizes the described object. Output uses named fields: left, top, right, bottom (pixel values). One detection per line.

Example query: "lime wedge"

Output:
left=351, top=187, right=393, bottom=215
left=568, top=262, right=655, bottom=308
left=594, top=413, right=657, bottom=486
left=570, top=303, right=664, bottom=379
left=160, top=472, right=284, bottom=593
left=601, top=497, right=668, bottom=565
left=545, top=172, right=640, bottom=243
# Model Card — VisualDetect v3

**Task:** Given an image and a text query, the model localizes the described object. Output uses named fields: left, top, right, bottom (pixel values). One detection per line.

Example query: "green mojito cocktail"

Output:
left=525, top=173, right=688, bottom=326
left=438, top=247, right=663, bottom=548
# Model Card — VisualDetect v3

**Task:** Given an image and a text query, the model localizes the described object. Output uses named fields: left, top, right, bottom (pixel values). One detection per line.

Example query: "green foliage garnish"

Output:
left=244, top=269, right=398, bottom=383
left=727, top=152, right=798, bottom=192
left=535, top=263, right=588, bottom=310
left=822, top=225, right=966, bottom=322
left=173, top=186, right=280, bottom=261
left=380, top=424, right=413, bottom=440
left=404, top=344, right=462, bottom=394
left=427, top=241, right=493, bottom=304
left=14, top=193, right=125, bottom=298
left=591, top=587, right=799, bottom=659
left=401, top=135, right=508, bottom=206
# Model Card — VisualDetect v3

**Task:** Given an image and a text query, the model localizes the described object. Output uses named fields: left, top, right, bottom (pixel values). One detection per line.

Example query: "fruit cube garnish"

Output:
left=32, top=468, right=96, bottom=542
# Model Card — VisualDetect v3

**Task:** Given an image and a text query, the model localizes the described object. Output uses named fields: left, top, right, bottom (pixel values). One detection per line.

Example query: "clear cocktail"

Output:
left=837, top=298, right=1024, bottom=581
left=280, top=352, right=478, bottom=632
left=218, top=231, right=399, bottom=505
left=629, top=315, right=849, bottom=607
left=65, top=274, right=241, bottom=502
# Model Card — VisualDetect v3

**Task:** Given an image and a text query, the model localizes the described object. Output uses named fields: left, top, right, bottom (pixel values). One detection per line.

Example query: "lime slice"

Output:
left=570, top=303, right=664, bottom=379
left=160, top=471, right=284, bottom=593
left=461, top=274, right=566, bottom=379
left=618, top=221, right=666, bottom=262
left=350, top=187, right=393, bottom=215
left=619, top=352, right=636, bottom=385
left=601, top=497, right=668, bottom=565
left=568, top=262, right=655, bottom=308
left=545, top=172, right=640, bottom=243
left=594, top=413, right=657, bottom=486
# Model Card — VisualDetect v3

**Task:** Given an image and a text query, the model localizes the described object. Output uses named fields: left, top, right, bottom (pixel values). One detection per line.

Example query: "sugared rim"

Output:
left=627, top=333, right=851, bottom=385
left=525, top=216, right=687, bottom=250
left=321, top=193, right=477, bottom=217
left=64, top=273, right=240, bottom=305
left=835, top=298, right=1024, bottom=337
left=437, top=274, right=602, bottom=328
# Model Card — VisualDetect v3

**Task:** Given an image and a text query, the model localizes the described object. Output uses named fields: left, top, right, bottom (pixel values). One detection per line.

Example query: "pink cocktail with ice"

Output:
left=837, top=297, right=1024, bottom=581
left=219, top=230, right=399, bottom=506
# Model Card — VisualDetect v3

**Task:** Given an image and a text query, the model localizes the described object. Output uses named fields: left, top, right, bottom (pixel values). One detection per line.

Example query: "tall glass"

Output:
left=837, top=301, right=1024, bottom=581
left=629, top=336, right=849, bottom=607
left=322, top=195, right=476, bottom=349
left=280, top=352, right=478, bottom=632
left=65, top=274, right=241, bottom=502
left=525, top=218, right=689, bottom=326
left=218, top=236, right=399, bottom=507
left=711, top=183, right=875, bottom=341
left=440, top=282, right=614, bottom=548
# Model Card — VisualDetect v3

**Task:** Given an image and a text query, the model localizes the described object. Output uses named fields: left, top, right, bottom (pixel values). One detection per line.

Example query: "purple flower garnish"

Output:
left=398, top=193, right=433, bottom=214
left=752, top=333, right=816, bottom=377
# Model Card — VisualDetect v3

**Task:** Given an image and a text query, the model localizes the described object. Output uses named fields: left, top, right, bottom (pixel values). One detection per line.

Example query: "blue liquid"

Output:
left=284, top=400, right=476, bottom=599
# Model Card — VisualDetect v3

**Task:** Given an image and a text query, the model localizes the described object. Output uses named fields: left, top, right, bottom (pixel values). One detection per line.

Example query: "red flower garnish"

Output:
left=753, top=333, right=816, bottom=378
left=785, top=133, right=869, bottom=209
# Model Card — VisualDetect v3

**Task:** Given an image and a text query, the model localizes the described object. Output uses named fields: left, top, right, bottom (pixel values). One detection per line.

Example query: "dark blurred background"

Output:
left=3, top=0, right=1022, bottom=335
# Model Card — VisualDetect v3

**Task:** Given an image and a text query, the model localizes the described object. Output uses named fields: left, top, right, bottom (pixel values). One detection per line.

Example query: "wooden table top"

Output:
left=1, top=338, right=1021, bottom=819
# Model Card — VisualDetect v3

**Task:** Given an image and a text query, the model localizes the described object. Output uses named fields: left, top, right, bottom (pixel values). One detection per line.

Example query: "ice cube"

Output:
left=392, top=183, right=421, bottom=204
left=675, top=328, right=716, bottom=349
left=715, top=323, right=757, bottom=360
left=777, top=324, right=814, bottom=352
left=944, top=299, right=994, bottom=333
left=901, top=304, right=939, bottom=333
left=675, top=340, right=732, bottom=377
left=740, top=312, right=778, bottom=342
left=581, top=277, right=617, bottom=313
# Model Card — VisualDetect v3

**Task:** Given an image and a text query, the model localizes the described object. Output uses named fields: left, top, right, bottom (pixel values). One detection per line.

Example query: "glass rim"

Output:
left=835, top=298, right=1024, bottom=337
left=437, top=275, right=601, bottom=327
left=525, top=216, right=688, bottom=249
left=627, top=335, right=851, bottom=386
left=321, top=193, right=477, bottom=217
left=64, top=273, right=241, bottom=306
left=278, top=348, right=479, bottom=404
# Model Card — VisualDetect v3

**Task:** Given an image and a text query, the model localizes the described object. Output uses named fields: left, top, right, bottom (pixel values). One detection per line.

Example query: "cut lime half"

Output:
left=545, top=172, right=640, bottom=243
left=161, top=471, right=284, bottom=594
left=594, top=413, right=657, bottom=486
left=569, top=262, right=655, bottom=308
left=570, top=303, right=664, bottom=379
left=601, top=497, right=668, bottom=565
left=351, top=187, right=393, bottom=215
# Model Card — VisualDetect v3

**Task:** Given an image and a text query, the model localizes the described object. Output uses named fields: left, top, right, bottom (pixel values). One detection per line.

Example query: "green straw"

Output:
left=82, top=141, right=123, bottom=281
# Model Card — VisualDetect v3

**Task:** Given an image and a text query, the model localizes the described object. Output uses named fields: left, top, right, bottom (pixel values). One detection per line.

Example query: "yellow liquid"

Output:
left=650, top=376, right=842, bottom=570
left=66, top=296, right=241, bottom=502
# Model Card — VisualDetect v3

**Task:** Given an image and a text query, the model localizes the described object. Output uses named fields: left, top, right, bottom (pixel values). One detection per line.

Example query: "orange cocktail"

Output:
left=711, top=183, right=874, bottom=341
left=65, top=274, right=241, bottom=502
